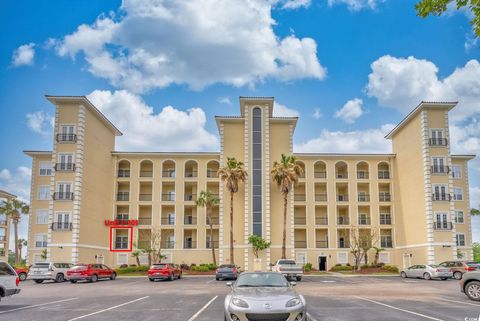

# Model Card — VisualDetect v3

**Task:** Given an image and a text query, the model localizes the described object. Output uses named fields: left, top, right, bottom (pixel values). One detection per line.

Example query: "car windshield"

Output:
left=236, top=273, right=289, bottom=288
left=428, top=265, right=437, bottom=268
left=278, top=260, right=296, bottom=265
left=151, top=264, right=167, bottom=269
left=71, top=265, right=87, bottom=270
left=219, top=265, right=235, bottom=269
left=32, top=263, right=50, bottom=268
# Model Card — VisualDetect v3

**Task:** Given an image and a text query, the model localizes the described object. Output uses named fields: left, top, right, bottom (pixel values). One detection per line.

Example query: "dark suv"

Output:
left=438, top=260, right=480, bottom=280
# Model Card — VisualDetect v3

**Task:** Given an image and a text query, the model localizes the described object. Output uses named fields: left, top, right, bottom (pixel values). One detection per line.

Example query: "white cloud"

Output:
left=273, top=102, right=300, bottom=117
left=313, top=108, right=322, bottom=119
left=294, top=124, right=394, bottom=153
left=279, top=0, right=311, bottom=10
left=86, top=90, right=218, bottom=151
left=11, top=43, right=35, bottom=67
left=366, top=55, right=480, bottom=122
left=471, top=186, right=480, bottom=209
left=54, top=0, right=326, bottom=93
left=0, top=167, right=31, bottom=202
left=327, top=0, right=383, bottom=11
left=26, top=111, right=54, bottom=136
left=465, top=32, right=479, bottom=52
left=334, top=98, right=364, bottom=124
left=218, top=97, right=232, bottom=105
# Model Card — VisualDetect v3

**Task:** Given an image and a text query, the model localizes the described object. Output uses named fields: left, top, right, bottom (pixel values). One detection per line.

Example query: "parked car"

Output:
left=216, top=264, right=239, bottom=281
left=400, top=264, right=452, bottom=280
left=224, top=272, right=306, bottom=321
left=438, top=260, right=480, bottom=280
left=148, top=263, right=182, bottom=281
left=66, top=264, right=116, bottom=283
left=15, top=267, right=29, bottom=281
left=460, top=271, right=480, bottom=301
left=0, top=262, right=21, bottom=302
left=28, top=262, right=73, bottom=283
left=271, top=259, right=304, bottom=281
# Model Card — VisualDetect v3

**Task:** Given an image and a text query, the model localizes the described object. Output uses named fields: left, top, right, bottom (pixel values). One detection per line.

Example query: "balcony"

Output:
left=117, top=169, right=130, bottom=178
left=431, top=166, right=450, bottom=174
left=433, top=222, right=453, bottom=230
left=55, top=163, right=75, bottom=172
left=294, top=216, right=306, bottom=225
left=378, top=171, right=390, bottom=179
left=379, top=193, right=391, bottom=202
left=316, top=240, right=328, bottom=248
left=338, top=240, right=350, bottom=248
left=184, top=240, right=197, bottom=249
left=294, top=241, right=307, bottom=248
left=56, top=133, right=77, bottom=143
left=116, top=192, right=129, bottom=201
left=162, top=194, right=175, bottom=201
left=294, top=194, right=306, bottom=202
left=206, top=217, right=219, bottom=225
left=161, top=217, right=176, bottom=225
left=139, top=194, right=152, bottom=202
left=429, top=138, right=448, bottom=146
left=207, top=171, right=219, bottom=178
left=137, top=240, right=151, bottom=250
left=51, top=222, right=72, bottom=231
left=357, top=171, right=369, bottom=179
left=314, top=171, right=327, bottom=179
left=315, top=217, right=328, bottom=225
left=380, top=215, right=392, bottom=225
left=206, top=240, right=219, bottom=248
left=0, top=236, right=7, bottom=241
left=432, top=193, right=451, bottom=201
left=138, top=217, right=152, bottom=225
left=184, top=216, right=197, bottom=225
left=357, top=194, right=370, bottom=202
left=337, top=216, right=349, bottom=225
left=184, top=194, right=197, bottom=202
left=139, top=171, right=153, bottom=178
left=185, top=171, right=198, bottom=178
left=161, top=241, right=175, bottom=249
left=337, top=195, right=349, bottom=202
left=315, top=194, right=327, bottom=202
left=53, top=192, right=74, bottom=201
left=162, top=170, right=176, bottom=178
left=358, top=217, right=371, bottom=225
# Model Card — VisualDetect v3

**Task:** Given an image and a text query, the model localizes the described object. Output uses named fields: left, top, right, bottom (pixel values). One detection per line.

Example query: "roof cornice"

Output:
left=24, top=150, right=53, bottom=157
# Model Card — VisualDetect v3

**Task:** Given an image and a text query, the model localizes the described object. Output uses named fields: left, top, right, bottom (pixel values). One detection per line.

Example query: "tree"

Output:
left=471, top=208, right=480, bottom=215
left=0, top=198, right=29, bottom=264
left=218, top=157, right=247, bottom=265
left=415, top=0, right=480, bottom=38
left=131, top=250, right=142, bottom=266
left=457, top=249, right=465, bottom=259
left=473, top=242, right=480, bottom=262
left=271, top=154, right=303, bottom=259
left=248, top=234, right=271, bottom=259
left=359, top=228, right=379, bottom=265
left=348, top=227, right=364, bottom=271
left=196, top=190, right=219, bottom=266
left=40, top=249, right=48, bottom=261
left=372, top=247, right=385, bottom=266
left=17, top=239, right=27, bottom=263
left=348, top=226, right=379, bottom=271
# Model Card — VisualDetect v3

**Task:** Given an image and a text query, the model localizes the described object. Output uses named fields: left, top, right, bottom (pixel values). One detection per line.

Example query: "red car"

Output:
left=15, top=267, right=29, bottom=281
left=66, top=264, right=116, bottom=283
left=148, top=263, right=182, bottom=281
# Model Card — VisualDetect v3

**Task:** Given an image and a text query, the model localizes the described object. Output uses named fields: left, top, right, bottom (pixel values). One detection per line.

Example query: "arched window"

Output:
left=252, top=107, right=262, bottom=236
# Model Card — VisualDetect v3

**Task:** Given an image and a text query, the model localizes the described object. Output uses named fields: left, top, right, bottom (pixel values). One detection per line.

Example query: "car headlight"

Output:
left=286, top=298, right=302, bottom=307
left=231, top=297, right=249, bottom=308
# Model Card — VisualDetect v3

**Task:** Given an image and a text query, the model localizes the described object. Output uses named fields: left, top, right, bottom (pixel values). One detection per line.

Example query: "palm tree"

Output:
left=0, top=198, right=29, bottom=264
left=131, top=250, right=142, bottom=266
left=271, top=154, right=303, bottom=259
left=196, top=190, right=219, bottom=266
left=218, top=157, right=247, bottom=265
left=17, top=239, right=27, bottom=263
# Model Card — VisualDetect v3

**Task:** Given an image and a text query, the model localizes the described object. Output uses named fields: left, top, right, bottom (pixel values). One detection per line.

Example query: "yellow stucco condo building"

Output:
left=0, top=189, right=15, bottom=262
left=25, top=96, right=475, bottom=271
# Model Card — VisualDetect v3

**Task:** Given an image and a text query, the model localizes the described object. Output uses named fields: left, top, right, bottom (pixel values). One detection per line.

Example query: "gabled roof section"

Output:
left=451, top=154, right=476, bottom=160
left=239, top=96, right=274, bottom=117
left=0, top=190, right=16, bottom=199
left=385, top=101, right=457, bottom=139
left=23, top=150, right=52, bottom=157
left=45, top=95, right=123, bottom=136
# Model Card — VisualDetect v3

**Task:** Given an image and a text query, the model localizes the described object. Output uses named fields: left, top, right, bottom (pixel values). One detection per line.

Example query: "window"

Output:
left=36, top=209, right=49, bottom=225
left=432, top=185, right=448, bottom=201
left=452, top=165, right=462, bottom=178
left=54, top=212, right=70, bottom=230
left=56, top=182, right=73, bottom=200
left=380, top=213, right=392, bottom=225
left=35, top=234, right=47, bottom=248
left=39, top=162, right=52, bottom=176
left=358, top=213, right=369, bottom=225
left=434, top=212, right=449, bottom=230
left=0, top=262, right=15, bottom=276
left=380, top=232, right=393, bottom=248
left=58, top=125, right=76, bottom=142
left=453, top=188, right=463, bottom=201
left=115, top=230, right=129, bottom=249
left=116, top=253, right=128, bottom=265
left=116, top=213, right=129, bottom=220
left=57, top=153, right=74, bottom=171
left=431, top=157, right=447, bottom=173
left=456, top=234, right=465, bottom=247
left=430, top=129, right=445, bottom=145
left=337, top=252, right=348, bottom=264
left=455, top=211, right=464, bottom=224
left=252, top=107, right=262, bottom=237
left=37, top=186, right=50, bottom=200
left=378, top=252, right=390, bottom=264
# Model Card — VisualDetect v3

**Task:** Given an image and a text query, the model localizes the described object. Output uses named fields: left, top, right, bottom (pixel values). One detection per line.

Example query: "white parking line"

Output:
left=67, top=296, right=149, bottom=321
left=306, top=312, right=318, bottom=321
left=0, top=297, right=78, bottom=315
left=187, top=296, right=218, bottom=321
left=354, top=296, right=443, bottom=321
left=439, top=298, right=480, bottom=307
left=206, top=279, right=216, bottom=284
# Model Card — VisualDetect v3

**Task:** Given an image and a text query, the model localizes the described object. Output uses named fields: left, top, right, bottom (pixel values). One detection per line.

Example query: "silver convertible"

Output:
left=224, top=272, right=307, bottom=321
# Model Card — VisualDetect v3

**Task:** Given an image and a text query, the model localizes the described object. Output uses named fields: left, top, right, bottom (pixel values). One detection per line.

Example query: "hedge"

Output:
left=330, top=265, right=353, bottom=272
left=115, top=265, right=149, bottom=274
left=191, top=265, right=210, bottom=272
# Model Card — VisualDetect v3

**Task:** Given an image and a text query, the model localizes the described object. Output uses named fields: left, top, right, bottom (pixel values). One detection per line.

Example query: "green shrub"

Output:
left=199, top=263, right=217, bottom=270
left=330, top=265, right=353, bottom=272
left=304, top=263, right=312, bottom=272
left=115, top=265, right=149, bottom=274
left=382, top=265, right=399, bottom=273
left=191, top=265, right=210, bottom=272
left=360, top=264, right=370, bottom=269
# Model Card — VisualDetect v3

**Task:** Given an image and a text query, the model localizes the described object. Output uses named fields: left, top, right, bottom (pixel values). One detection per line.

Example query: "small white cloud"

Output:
left=0, top=167, right=31, bottom=202
left=26, top=111, right=54, bottom=136
left=11, top=43, right=35, bottom=67
left=279, top=0, right=311, bottom=10
left=327, top=0, right=383, bottom=11
left=294, top=124, right=394, bottom=153
left=334, top=98, right=364, bottom=124
left=273, top=102, right=300, bottom=117
left=218, top=97, right=232, bottom=105
left=87, top=90, right=218, bottom=151
left=312, top=108, right=322, bottom=119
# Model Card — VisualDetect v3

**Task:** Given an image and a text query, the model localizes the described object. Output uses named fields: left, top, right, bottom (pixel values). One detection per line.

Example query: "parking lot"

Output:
left=0, top=275, right=478, bottom=321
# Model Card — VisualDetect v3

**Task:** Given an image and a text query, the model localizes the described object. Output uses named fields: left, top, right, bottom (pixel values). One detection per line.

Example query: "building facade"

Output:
left=0, top=189, right=15, bottom=262
left=25, top=96, right=475, bottom=270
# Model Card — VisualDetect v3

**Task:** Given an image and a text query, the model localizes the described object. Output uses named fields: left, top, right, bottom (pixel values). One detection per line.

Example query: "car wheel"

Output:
left=216, top=277, right=220, bottom=281
left=34, top=279, right=44, bottom=284
left=465, top=281, right=480, bottom=301
left=400, top=272, right=407, bottom=278
left=178, top=273, right=182, bottom=279
left=423, top=273, right=431, bottom=280
left=454, top=271, right=463, bottom=280
left=18, top=272, right=27, bottom=281
left=441, top=278, right=448, bottom=281
left=91, top=274, right=98, bottom=283
left=55, top=274, right=65, bottom=283
left=70, top=280, right=77, bottom=284
left=296, top=276, right=302, bottom=282
left=168, top=273, right=174, bottom=281
left=110, top=272, right=117, bottom=280
left=149, top=278, right=154, bottom=282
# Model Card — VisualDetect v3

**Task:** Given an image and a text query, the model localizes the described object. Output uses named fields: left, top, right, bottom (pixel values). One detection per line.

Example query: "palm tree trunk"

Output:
left=136, top=257, right=140, bottom=266
left=230, top=192, right=234, bottom=264
left=14, top=219, right=19, bottom=265
left=282, top=193, right=287, bottom=259
left=207, top=206, right=216, bottom=266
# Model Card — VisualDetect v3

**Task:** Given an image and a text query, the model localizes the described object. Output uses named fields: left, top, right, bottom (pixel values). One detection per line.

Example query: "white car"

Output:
left=28, top=262, right=73, bottom=283
left=0, top=261, right=21, bottom=301
left=400, top=264, right=452, bottom=280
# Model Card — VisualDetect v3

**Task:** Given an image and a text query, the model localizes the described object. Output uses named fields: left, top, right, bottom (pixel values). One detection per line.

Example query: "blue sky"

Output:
left=0, top=0, right=479, bottom=247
